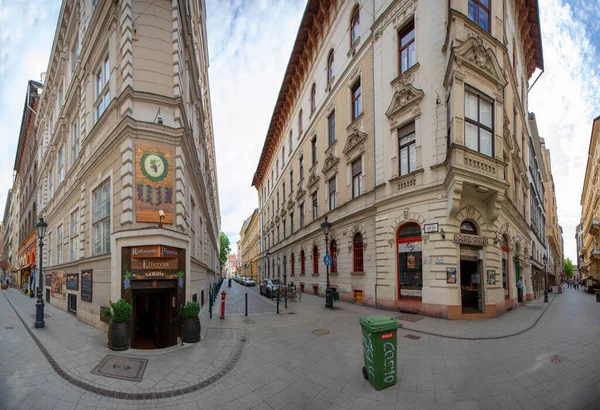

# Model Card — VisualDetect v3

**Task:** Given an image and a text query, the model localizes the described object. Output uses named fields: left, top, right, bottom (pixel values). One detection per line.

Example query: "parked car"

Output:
left=259, top=279, right=282, bottom=298
left=243, top=277, right=256, bottom=286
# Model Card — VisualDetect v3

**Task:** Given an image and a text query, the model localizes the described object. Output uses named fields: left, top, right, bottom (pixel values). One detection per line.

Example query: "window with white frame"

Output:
left=399, top=122, right=416, bottom=176
left=328, top=177, right=337, bottom=210
left=352, top=158, right=362, bottom=198
left=71, top=119, right=80, bottom=165
left=465, top=87, right=494, bottom=157
left=93, top=180, right=110, bottom=255
left=95, top=54, right=110, bottom=121
left=71, top=35, right=80, bottom=72
left=57, top=224, right=64, bottom=265
left=48, top=167, right=54, bottom=198
left=59, top=81, right=64, bottom=107
left=47, top=231, right=53, bottom=266
left=299, top=202, right=305, bottom=228
left=191, top=199, right=197, bottom=258
left=70, top=209, right=79, bottom=261
left=312, top=192, right=318, bottom=220
left=327, top=111, right=336, bottom=146
left=58, top=145, right=65, bottom=185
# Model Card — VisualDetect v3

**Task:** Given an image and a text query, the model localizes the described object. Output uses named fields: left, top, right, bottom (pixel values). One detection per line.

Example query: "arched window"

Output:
left=300, top=249, right=305, bottom=275
left=397, top=222, right=422, bottom=300
left=330, top=240, right=337, bottom=273
left=460, top=221, right=478, bottom=235
left=327, top=50, right=334, bottom=85
left=501, top=236, right=509, bottom=300
left=290, top=253, right=295, bottom=276
left=350, top=5, right=360, bottom=47
left=298, top=109, right=303, bottom=135
left=310, top=83, right=316, bottom=113
left=353, top=233, right=364, bottom=272
left=313, top=245, right=319, bottom=274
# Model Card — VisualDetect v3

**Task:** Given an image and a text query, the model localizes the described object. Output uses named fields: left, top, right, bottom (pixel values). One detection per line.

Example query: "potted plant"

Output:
left=179, top=301, right=201, bottom=343
left=102, top=299, right=133, bottom=351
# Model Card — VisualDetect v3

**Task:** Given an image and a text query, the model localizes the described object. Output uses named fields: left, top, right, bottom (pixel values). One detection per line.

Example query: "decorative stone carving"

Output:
left=403, top=208, right=410, bottom=220
left=307, top=171, right=320, bottom=190
left=321, top=153, right=339, bottom=175
left=452, top=35, right=507, bottom=89
left=287, top=198, right=294, bottom=210
left=385, top=76, right=425, bottom=120
left=343, top=128, right=367, bottom=157
left=295, top=185, right=306, bottom=201
left=503, top=111, right=513, bottom=151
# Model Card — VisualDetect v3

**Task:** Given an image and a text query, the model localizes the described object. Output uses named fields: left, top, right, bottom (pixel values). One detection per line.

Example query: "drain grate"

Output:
left=205, top=328, right=233, bottom=339
left=396, top=314, right=424, bottom=322
left=404, top=334, right=421, bottom=340
left=312, top=329, right=330, bottom=335
left=242, top=319, right=255, bottom=324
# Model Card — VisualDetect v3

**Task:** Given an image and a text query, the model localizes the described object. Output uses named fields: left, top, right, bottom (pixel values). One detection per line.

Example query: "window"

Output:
left=351, top=81, right=362, bottom=120
left=290, top=170, right=294, bottom=192
left=191, top=200, right=197, bottom=258
left=501, top=236, right=509, bottom=300
left=312, top=192, right=318, bottom=220
left=397, top=223, right=422, bottom=300
left=312, top=245, right=319, bottom=275
left=399, top=21, right=416, bottom=73
left=328, top=111, right=336, bottom=146
left=47, top=231, right=53, bottom=266
left=291, top=253, right=295, bottom=276
left=68, top=293, right=77, bottom=314
left=276, top=192, right=279, bottom=210
left=330, top=240, right=337, bottom=273
left=399, top=122, right=416, bottom=176
left=290, top=211, right=294, bottom=234
left=299, top=155, right=304, bottom=180
left=281, top=148, right=285, bottom=165
left=58, top=145, right=65, bottom=185
left=93, top=180, right=111, bottom=255
left=71, top=119, right=80, bottom=165
left=311, top=137, right=317, bottom=166
left=465, top=88, right=493, bottom=157
left=48, top=167, right=54, bottom=198
left=300, top=249, right=305, bottom=275
left=57, top=224, right=64, bottom=265
left=353, top=233, right=364, bottom=272
left=468, top=0, right=490, bottom=32
left=71, top=35, right=80, bottom=72
left=70, top=209, right=79, bottom=261
left=327, top=50, right=334, bottom=85
left=283, top=220, right=286, bottom=239
left=310, top=83, right=316, bottom=113
left=95, top=54, right=110, bottom=121
left=328, top=177, right=337, bottom=211
left=350, top=6, right=360, bottom=47
left=299, top=202, right=305, bottom=228
left=283, top=183, right=286, bottom=202
left=289, top=131, right=293, bottom=153
left=352, top=158, right=362, bottom=198
left=460, top=221, right=478, bottom=235
left=298, top=110, right=303, bottom=135
left=276, top=160, right=280, bottom=178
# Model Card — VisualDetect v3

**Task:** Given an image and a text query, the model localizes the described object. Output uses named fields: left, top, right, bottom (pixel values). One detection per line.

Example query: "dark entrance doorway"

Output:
left=131, top=286, right=178, bottom=349
left=460, top=259, right=480, bottom=313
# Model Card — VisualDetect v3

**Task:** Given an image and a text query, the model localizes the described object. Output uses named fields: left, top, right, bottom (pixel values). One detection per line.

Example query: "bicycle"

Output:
left=279, top=286, right=301, bottom=302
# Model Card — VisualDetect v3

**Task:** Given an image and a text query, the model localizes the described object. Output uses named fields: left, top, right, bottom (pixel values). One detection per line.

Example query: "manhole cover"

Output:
left=242, top=319, right=255, bottom=324
left=205, top=328, right=233, bottom=339
left=312, top=329, right=330, bottom=335
left=526, top=306, right=544, bottom=310
left=4, top=326, right=13, bottom=329
left=397, top=314, right=424, bottom=322
left=91, top=356, right=148, bottom=382
left=404, top=334, right=421, bottom=340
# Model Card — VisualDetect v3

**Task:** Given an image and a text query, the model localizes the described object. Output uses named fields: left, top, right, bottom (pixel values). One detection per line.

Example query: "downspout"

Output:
left=372, top=0, right=378, bottom=309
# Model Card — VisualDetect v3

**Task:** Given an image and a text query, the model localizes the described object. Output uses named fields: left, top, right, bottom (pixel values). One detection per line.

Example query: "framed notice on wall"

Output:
left=51, top=271, right=66, bottom=299
left=135, top=144, right=174, bottom=223
left=81, top=270, right=93, bottom=302
left=487, top=270, right=496, bottom=285
left=66, top=273, right=79, bottom=290
left=45, top=274, right=51, bottom=286
left=446, top=267, right=457, bottom=284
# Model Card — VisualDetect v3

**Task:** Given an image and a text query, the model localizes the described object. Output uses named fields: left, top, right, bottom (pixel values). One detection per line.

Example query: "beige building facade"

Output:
left=33, top=0, right=220, bottom=348
left=254, top=0, right=545, bottom=319
left=580, top=116, right=600, bottom=282
left=239, top=209, right=259, bottom=281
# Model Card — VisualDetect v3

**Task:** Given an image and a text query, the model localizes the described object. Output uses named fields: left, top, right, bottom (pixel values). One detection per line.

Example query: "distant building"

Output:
left=239, top=209, right=259, bottom=281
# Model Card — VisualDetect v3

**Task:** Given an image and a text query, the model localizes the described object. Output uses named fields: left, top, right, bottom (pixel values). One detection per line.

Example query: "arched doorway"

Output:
left=501, top=236, right=509, bottom=300
left=460, top=220, right=482, bottom=313
left=396, top=223, right=422, bottom=300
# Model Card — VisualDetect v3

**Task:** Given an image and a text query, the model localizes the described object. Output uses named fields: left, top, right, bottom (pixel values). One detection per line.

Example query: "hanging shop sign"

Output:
left=453, top=234, right=489, bottom=246
left=66, top=273, right=79, bottom=290
left=81, top=270, right=93, bottom=302
left=135, top=145, right=174, bottom=224
left=51, top=271, right=66, bottom=299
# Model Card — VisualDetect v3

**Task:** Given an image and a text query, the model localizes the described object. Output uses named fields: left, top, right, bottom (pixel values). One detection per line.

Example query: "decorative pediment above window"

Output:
left=307, top=171, right=320, bottom=191
left=343, top=128, right=367, bottom=158
left=275, top=214, right=280, bottom=223
left=270, top=220, right=275, bottom=228
left=287, top=197, right=295, bottom=210
left=280, top=207, right=287, bottom=217
left=503, top=111, right=513, bottom=151
left=321, top=153, right=339, bottom=176
left=295, top=185, right=306, bottom=201
left=453, top=35, right=507, bottom=89
left=385, top=76, right=424, bottom=122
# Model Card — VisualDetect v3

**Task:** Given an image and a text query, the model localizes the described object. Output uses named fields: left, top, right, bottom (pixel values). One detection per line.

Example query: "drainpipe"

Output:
left=372, top=0, right=378, bottom=309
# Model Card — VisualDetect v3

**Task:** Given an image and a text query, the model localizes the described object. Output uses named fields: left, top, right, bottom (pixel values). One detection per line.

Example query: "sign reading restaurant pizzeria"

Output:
left=130, top=245, right=179, bottom=280
left=452, top=234, right=489, bottom=246
left=135, top=145, right=174, bottom=224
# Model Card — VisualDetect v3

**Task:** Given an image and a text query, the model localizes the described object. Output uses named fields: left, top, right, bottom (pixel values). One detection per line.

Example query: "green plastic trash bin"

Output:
left=359, top=315, right=402, bottom=390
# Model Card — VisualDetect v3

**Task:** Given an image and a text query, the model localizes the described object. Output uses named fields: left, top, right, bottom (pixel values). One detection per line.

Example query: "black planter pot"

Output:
left=108, top=322, right=130, bottom=351
left=596, top=293, right=600, bottom=303
left=182, top=317, right=201, bottom=343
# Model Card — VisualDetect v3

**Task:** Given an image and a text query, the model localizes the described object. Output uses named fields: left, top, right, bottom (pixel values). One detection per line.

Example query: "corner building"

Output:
left=254, top=0, right=543, bottom=319
left=36, top=0, right=220, bottom=348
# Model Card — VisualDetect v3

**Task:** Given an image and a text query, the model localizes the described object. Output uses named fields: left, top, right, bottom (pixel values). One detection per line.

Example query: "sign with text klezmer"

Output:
left=452, top=234, right=489, bottom=246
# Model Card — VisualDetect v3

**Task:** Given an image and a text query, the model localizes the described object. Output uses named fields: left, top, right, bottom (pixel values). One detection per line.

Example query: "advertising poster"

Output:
left=487, top=270, right=496, bottom=285
left=135, top=144, right=174, bottom=223
left=446, top=267, right=457, bottom=284
left=51, top=271, right=66, bottom=299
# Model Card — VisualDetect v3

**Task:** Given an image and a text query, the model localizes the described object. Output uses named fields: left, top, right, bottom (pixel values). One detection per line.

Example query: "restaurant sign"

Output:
left=452, top=234, right=489, bottom=246
left=130, top=245, right=179, bottom=280
left=131, top=245, right=178, bottom=259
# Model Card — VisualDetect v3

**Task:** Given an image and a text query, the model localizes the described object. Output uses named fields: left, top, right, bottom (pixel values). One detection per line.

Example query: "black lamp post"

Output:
left=35, top=217, right=48, bottom=329
left=543, top=254, right=549, bottom=303
left=320, top=216, right=333, bottom=309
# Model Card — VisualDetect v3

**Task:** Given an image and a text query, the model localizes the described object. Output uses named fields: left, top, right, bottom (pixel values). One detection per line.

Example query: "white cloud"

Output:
left=528, top=0, right=600, bottom=263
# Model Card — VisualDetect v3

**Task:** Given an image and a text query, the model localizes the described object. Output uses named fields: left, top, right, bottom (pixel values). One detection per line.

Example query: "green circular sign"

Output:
left=140, top=152, right=168, bottom=182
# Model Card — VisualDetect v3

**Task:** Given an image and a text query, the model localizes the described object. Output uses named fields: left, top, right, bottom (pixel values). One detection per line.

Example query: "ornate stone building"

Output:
left=33, top=0, right=220, bottom=348
left=239, top=209, right=259, bottom=282
left=253, top=0, right=545, bottom=319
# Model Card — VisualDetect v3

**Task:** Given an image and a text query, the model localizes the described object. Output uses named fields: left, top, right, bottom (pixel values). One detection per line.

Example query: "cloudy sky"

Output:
left=0, top=0, right=598, bottom=262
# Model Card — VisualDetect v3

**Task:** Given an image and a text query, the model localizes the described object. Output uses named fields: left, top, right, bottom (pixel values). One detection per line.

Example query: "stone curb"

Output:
left=2, top=290, right=245, bottom=400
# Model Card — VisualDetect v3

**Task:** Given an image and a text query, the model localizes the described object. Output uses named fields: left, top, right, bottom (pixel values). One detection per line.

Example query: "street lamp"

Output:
left=542, top=254, right=549, bottom=303
left=320, top=216, right=333, bottom=309
left=35, top=217, right=48, bottom=329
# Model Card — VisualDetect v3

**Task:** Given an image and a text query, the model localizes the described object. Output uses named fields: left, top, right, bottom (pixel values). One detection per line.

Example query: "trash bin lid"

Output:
left=359, top=315, right=402, bottom=332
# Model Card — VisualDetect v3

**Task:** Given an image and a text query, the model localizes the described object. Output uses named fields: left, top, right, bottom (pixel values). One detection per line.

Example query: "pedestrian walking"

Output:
left=517, top=277, right=524, bottom=304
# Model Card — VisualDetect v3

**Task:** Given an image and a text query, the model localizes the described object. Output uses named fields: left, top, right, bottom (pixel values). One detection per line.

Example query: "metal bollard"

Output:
left=285, top=288, right=288, bottom=309
left=209, top=293, right=213, bottom=319
left=245, top=293, right=248, bottom=316
left=276, top=291, right=280, bottom=314
left=220, top=291, right=226, bottom=320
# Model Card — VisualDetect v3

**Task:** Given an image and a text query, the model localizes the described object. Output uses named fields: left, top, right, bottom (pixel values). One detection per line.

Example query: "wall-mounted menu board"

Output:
left=66, top=273, right=79, bottom=290
left=45, top=275, right=51, bottom=286
left=81, top=270, right=93, bottom=302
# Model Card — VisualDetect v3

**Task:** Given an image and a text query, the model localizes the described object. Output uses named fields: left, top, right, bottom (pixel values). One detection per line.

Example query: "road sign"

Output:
left=323, top=254, right=332, bottom=266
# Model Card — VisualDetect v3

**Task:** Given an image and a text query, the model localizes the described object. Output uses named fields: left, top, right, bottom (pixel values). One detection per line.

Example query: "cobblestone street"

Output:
left=217, top=281, right=279, bottom=316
